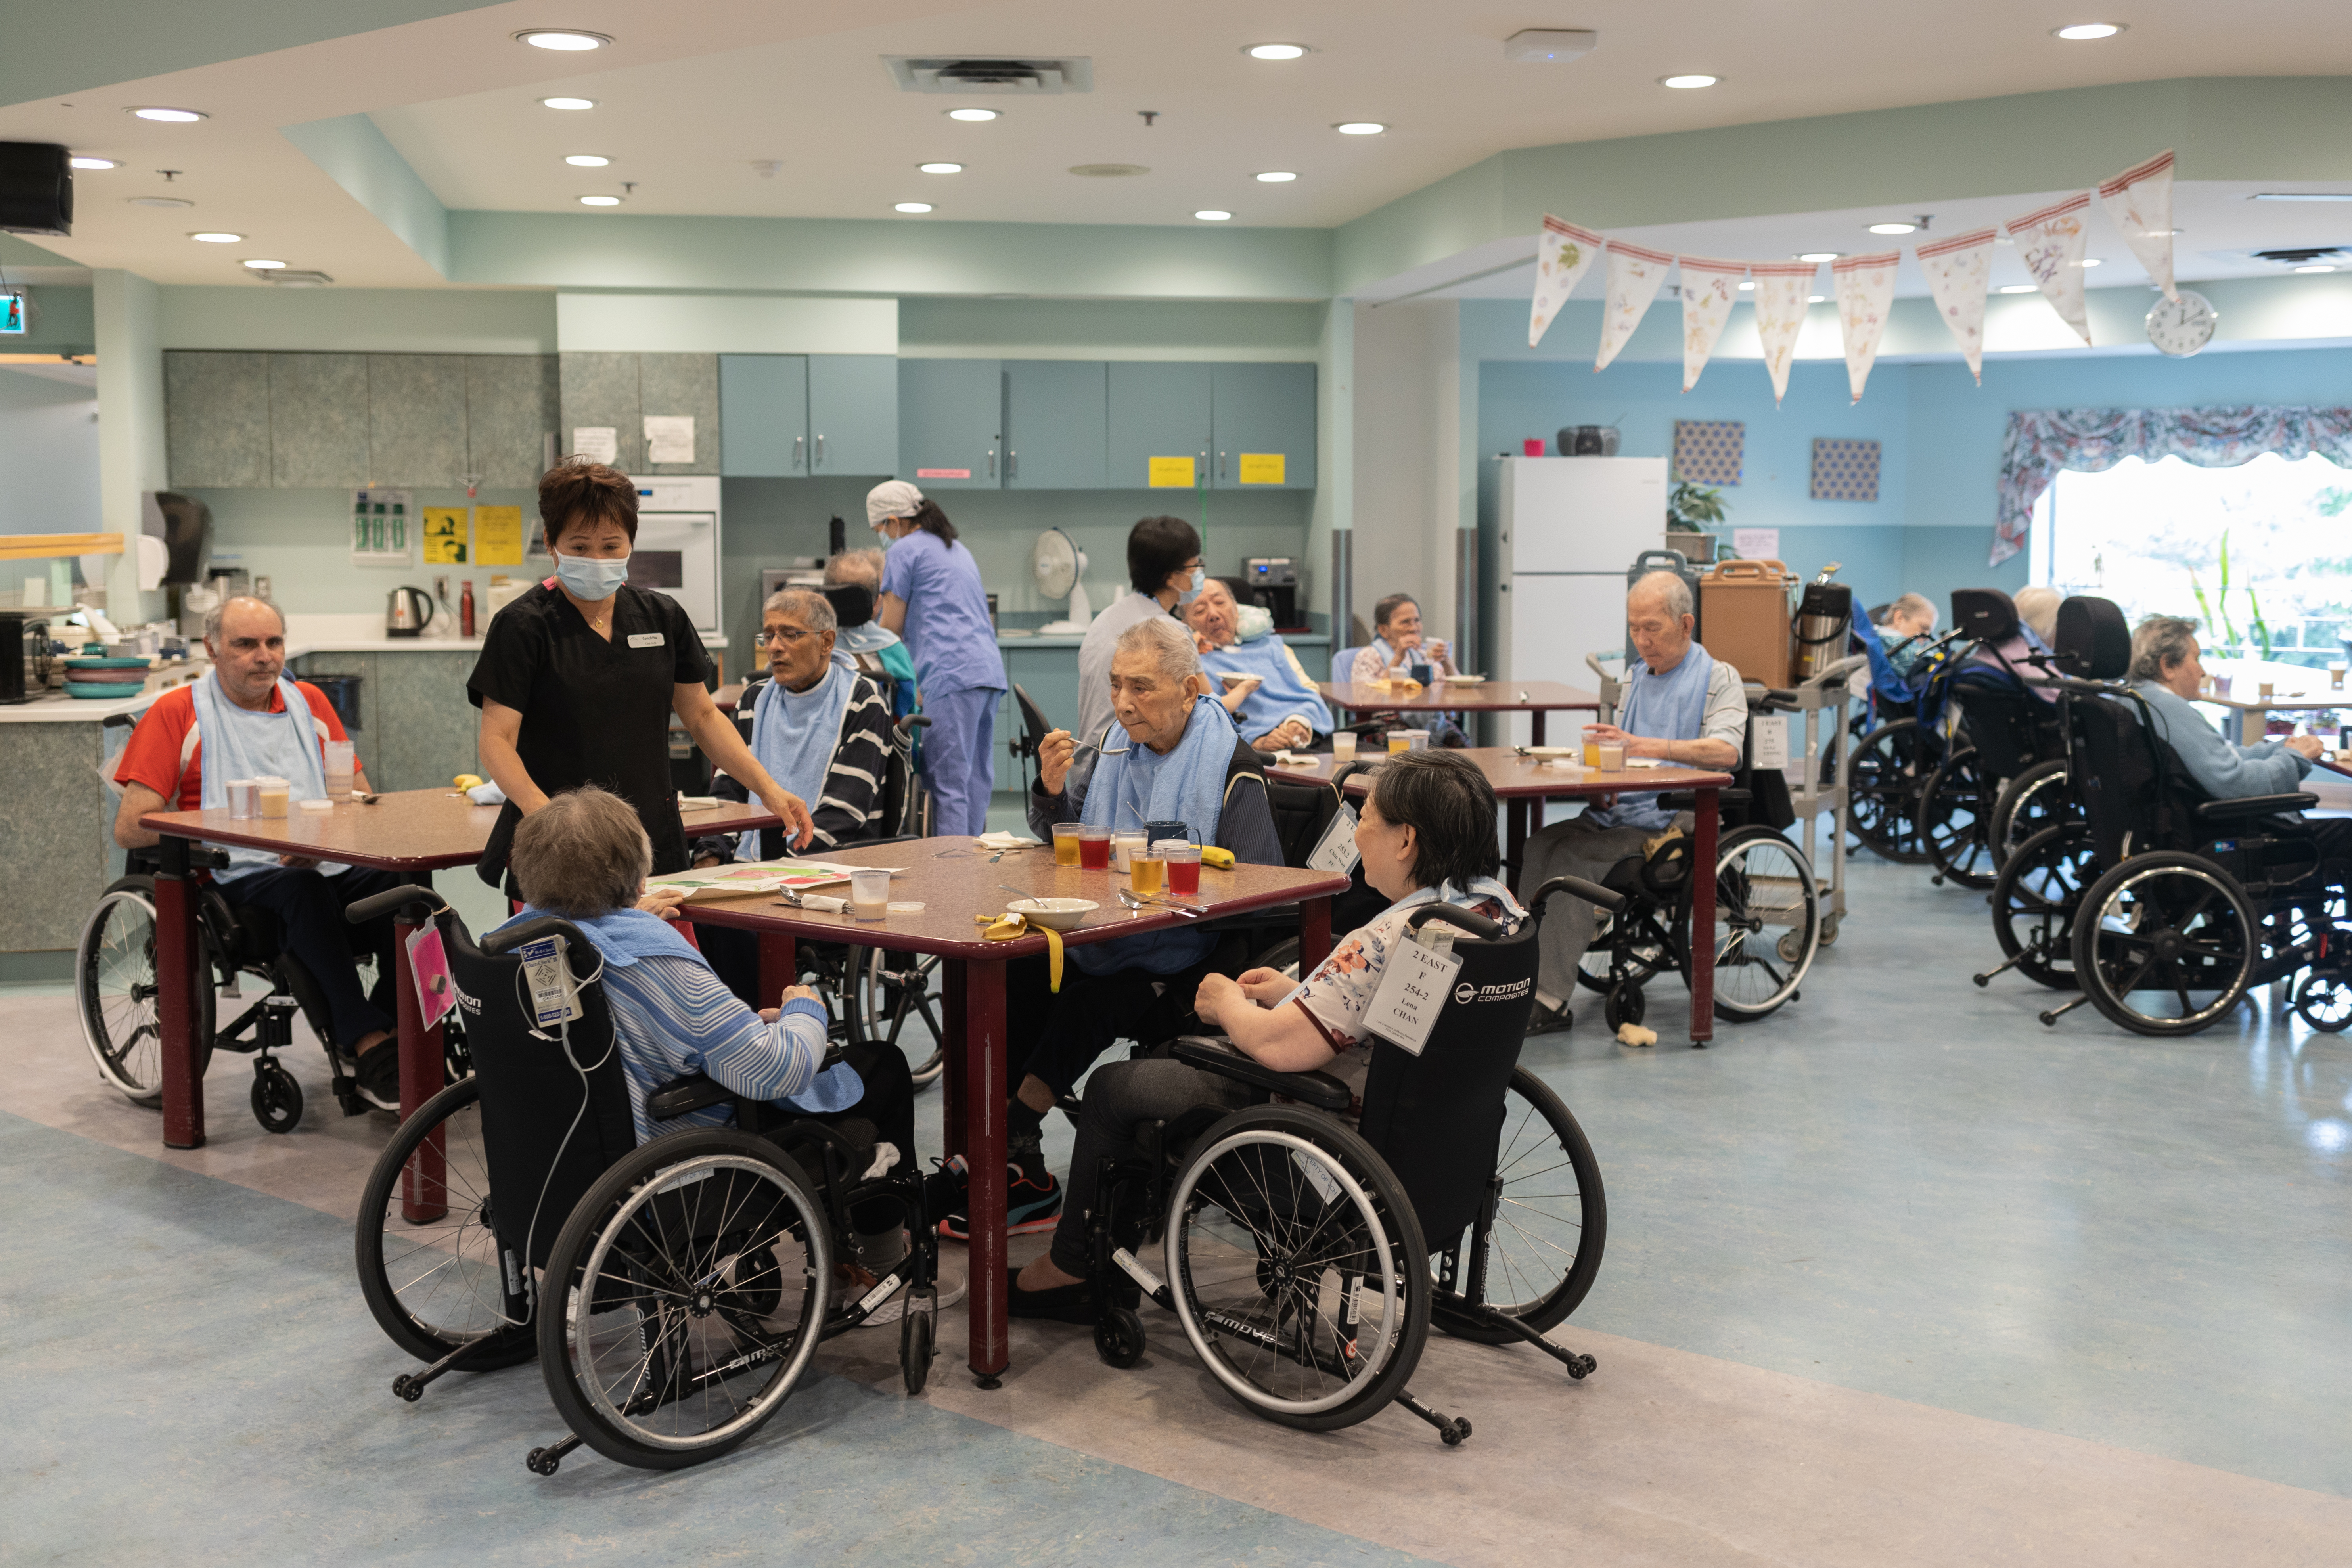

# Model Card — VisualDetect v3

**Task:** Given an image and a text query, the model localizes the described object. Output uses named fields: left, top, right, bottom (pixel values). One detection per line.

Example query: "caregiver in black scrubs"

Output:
left=469, top=462, right=814, bottom=886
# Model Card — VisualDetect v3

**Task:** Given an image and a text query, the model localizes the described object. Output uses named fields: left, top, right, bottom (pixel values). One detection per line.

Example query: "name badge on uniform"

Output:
left=627, top=632, right=665, bottom=649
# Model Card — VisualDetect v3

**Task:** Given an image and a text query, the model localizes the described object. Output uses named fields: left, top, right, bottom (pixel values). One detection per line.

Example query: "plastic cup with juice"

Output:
left=848, top=867, right=891, bottom=921
left=1131, top=845, right=1166, bottom=896
left=1078, top=825, right=1113, bottom=869
left=1161, top=841, right=1201, bottom=897
left=1581, top=725, right=1606, bottom=768
left=323, top=739, right=357, bottom=801
left=1331, top=731, right=1358, bottom=762
left=257, top=776, right=291, bottom=818
left=1597, top=739, right=1627, bottom=771
left=1052, top=822, right=1083, bottom=866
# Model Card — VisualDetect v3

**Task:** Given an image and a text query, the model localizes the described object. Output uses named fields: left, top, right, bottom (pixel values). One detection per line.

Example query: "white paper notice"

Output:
left=1749, top=713, right=1791, bottom=771
left=644, top=415, right=696, bottom=465
left=1733, top=528, right=1780, bottom=561
left=572, top=426, right=618, bottom=465
left=1364, top=938, right=1463, bottom=1056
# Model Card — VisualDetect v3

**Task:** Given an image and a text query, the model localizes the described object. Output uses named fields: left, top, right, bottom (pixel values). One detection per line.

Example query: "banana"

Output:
left=452, top=773, right=484, bottom=791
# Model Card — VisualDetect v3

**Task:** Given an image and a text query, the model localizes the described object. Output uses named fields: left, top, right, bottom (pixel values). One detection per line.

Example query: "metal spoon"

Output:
left=1117, top=888, right=1202, bottom=918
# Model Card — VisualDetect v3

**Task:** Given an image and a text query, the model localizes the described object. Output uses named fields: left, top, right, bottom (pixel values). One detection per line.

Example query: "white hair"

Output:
left=760, top=587, right=836, bottom=633
left=1115, top=615, right=1201, bottom=685
left=203, top=594, right=285, bottom=645
left=2013, top=586, right=2059, bottom=644
left=1629, top=571, right=1693, bottom=620
left=824, top=548, right=885, bottom=590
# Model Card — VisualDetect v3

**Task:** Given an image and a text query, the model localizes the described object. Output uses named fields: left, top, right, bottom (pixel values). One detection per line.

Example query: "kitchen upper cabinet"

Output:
left=366, top=355, right=467, bottom=487
left=465, top=355, right=558, bottom=487
left=898, top=359, right=1001, bottom=490
left=164, top=352, right=271, bottom=489
left=1210, top=362, right=1316, bottom=490
left=1106, top=362, right=1211, bottom=491
left=270, top=353, right=370, bottom=489
left=1003, top=361, right=1107, bottom=490
left=719, top=354, right=809, bottom=476
left=637, top=353, right=719, bottom=476
left=558, top=352, right=642, bottom=472
left=807, top=354, right=898, bottom=477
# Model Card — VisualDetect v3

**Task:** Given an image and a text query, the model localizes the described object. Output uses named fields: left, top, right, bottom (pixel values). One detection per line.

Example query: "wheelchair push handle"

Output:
left=1405, top=902, right=1505, bottom=940
left=1530, top=875, right=1627, bottom=915
left=479, top=914, right=596, bottom=958
left=898, top=713, right=933, bottom=733
left=344, top=883, right=447, bottom=925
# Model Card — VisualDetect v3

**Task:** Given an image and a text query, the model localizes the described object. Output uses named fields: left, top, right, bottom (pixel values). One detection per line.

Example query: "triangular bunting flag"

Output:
left=1831, top=251, right=1900, bottom=403
left=1594, top=241, right=1675, bottom=371
left=2007, top=194, right=2093, bottom=345
left=1677, top=257, right=1747, bottom=392
left=1915, top=227, right=1998, bottom=384
left=1748, top=260, right=1818, bottom=404
left=1529, top=216, right=1604, bottom=348
left=2099, top=149, right=2176, bottom=302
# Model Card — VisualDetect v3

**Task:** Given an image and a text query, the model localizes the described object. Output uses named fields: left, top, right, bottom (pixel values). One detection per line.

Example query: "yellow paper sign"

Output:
left=474, top=505, right=524, bottom=567
left=1237, top=452, right=1287, bottom=485
left=1147, top=456, right=1197, bottom=489
left=421, top=507, right=469, bottom=564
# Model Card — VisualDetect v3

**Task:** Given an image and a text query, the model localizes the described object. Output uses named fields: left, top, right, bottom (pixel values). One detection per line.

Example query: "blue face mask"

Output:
left=554, top=550, right=630, bottom=602
left=1178, top=565, right=1206, bottom=605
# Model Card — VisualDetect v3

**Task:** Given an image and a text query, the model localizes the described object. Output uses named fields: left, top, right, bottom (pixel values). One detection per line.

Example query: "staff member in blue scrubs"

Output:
left=470, top=462, right=814, bottom=888
left=869, top=479, right=1006, bottom=836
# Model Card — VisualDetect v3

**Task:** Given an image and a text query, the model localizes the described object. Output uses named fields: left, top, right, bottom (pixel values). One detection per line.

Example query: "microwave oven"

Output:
left=626, top=475, right=722, bottom=638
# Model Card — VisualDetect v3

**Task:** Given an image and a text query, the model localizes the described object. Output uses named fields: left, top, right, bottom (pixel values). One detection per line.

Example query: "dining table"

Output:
left=677, top=835, right=1352, bottom=1389
left=1317, top=679, right=1601, bottom=745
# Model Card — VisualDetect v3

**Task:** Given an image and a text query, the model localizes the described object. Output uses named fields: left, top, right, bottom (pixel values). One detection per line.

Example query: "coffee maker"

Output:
left=1240, top=557, right=1301, bottom=631
left=1, top=613, right=48, bottom=704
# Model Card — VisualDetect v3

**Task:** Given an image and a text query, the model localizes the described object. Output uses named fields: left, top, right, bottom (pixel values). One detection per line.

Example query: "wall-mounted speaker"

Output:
left=0, top=144, right=72, bottom=237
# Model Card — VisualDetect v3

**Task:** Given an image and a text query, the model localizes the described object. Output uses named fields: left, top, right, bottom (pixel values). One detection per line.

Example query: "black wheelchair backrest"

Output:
left=1949, top=588, right=2018, bottom=645
left=823, top=582, right=875, bottom=628
left=2069, top=691, right=2203, bottom=864
left=1354, top=904, right=1544, bottom=1250
left=444, top=911, right=639, bottom=1271
left=2053, top=595, right=2131, bottom=679
left=1264, top=774, right=1340, bottom=870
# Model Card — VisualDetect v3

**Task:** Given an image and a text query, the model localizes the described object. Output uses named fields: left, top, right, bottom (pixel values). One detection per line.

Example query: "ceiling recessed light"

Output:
left=189, top=232, right=241, bottom=243
left=1737, top=280, right=1756, bottom=291
left=895, top=202, right=934, bottom=214
left=1999, top=283, right=2039, bottom=293
left=69, top=156, right=119, bottom=171
left=2251, top=191, right=2352, bottom=202
left=1797, top=251, right=1840, bottom=262
left=1867, top=221, right=1918, bottom=235
left=578, top=195, right=621, bottom=207
left=1808, top=294, right=1826, bottom=304
left=540, top=97, right=596, bottom=111
left=1255, top=171, right=1298, bottom=183
left=564, top=154, right=609, bottom=167
left=2078, top=257, right=2103, bottom=267
left=946, top=107, right=999, bottom=122
left=1334, top=121, right=1386, bottom=135
left=1658, top=74, right=1718, bottom=89
left=1247, top=43, right=1308, bottom=60
left=129, top=107, right=205, bottom=123
left=516, top=29, right=610, bottom=50
left=2294, top=264, right=2337, bottom=274
left=2052, top=23, right=2124, bottom=40
left=241, top=258, right=285, bottom=270
left=127, top=196, right=192, bottom=208
left=919, top=161, right=963, bottom=174
left=1194, top=209, right=1233, bottom=222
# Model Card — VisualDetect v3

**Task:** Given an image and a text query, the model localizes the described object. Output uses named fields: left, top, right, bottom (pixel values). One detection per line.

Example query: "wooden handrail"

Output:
left=0, top=532, right=123, bottom=562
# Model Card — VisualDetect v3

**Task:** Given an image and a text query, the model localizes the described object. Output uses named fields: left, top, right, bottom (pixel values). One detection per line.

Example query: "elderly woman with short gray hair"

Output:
left=2128, top=615, right=2333, bottom=801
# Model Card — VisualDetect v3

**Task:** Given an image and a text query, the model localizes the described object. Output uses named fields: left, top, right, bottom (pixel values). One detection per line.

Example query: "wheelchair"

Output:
left=1978, top=597, right=2352, bottom=1037
left=1078, top=879, right=1616, bottom=1443
left=73, top=845, right=421, bottom=1133
left=348, top=885, right=944, bottom=1475
left=1912, top=591, right=2066, bottom=892
left=1573, top=699, right=1823, bottom=1032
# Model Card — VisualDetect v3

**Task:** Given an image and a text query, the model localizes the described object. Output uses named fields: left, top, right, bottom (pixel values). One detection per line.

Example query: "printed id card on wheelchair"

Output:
left=1363, top=938, right=1463, bottom=1057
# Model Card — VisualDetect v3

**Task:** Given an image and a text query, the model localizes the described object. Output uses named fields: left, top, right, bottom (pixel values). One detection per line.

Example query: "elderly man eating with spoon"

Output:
left=932, top=616, right=1284, bottom=1244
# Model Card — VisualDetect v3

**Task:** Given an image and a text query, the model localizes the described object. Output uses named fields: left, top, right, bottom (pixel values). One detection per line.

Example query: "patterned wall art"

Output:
left=1810, top=437, right=1882, bottom=502
left=1674, top=419, right=1746, bottom=487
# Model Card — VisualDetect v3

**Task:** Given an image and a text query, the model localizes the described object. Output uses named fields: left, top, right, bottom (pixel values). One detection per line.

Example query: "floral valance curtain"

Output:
left=1992, top=405, right=2352, bottom=565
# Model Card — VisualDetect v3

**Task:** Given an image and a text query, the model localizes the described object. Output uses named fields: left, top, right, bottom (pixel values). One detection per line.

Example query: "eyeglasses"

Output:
left=753, top=626, right=816, bottom=648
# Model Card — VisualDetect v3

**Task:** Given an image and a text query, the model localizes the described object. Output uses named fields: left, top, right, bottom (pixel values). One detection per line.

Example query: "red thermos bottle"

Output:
left=460, top=580, right=477, bottom=638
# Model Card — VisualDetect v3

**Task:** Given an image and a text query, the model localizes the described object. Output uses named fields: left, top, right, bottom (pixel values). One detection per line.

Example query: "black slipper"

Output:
left=1006, top=1266, right=1096, bottom=1325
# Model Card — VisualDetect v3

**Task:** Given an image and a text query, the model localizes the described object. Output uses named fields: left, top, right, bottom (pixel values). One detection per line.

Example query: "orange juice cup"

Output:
left=1052, top=823, right=1083, bottom=865
left=1581, top=726, right=1605, bottom=768
left=1131, top=847, right=1166, bottom=896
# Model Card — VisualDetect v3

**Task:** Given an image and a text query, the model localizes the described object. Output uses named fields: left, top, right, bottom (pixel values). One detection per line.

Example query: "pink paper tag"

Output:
left=406, top=924, right=455, bottom=1031
left=915, top=468, right=971, bottom=479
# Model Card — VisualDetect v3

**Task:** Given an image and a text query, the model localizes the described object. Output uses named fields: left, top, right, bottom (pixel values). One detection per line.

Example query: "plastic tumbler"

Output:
left=1131, top=844, right=1166, bottom=896
left=1161, top=841, right=1202, bottom=897
left=1078, top=825, right=1113, bottom=869
left=1597, top=739, right=1627, bottom=771
left=1581, top=725, right=1606, bottom=768
left=324, top=739, right=357, bottom=800
left=1331, top=731, right=1358, bottom=762
left=848, top=867, right=891, bottom=921
left=257, top=776, right=291, bottom=819
left=1052, top=823, right=1083, bottom=866
left=1112, top=829, right=1147, bottom=873
left=226, top=778, right=259, bottom=819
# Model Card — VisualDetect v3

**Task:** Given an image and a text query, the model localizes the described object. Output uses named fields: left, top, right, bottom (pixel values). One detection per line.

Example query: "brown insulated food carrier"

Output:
left=1699, top=559, right=1797, bottom=687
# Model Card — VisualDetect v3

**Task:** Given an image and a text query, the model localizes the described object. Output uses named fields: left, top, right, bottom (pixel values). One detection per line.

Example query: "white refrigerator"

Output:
left=1491, top=457, right=1666, bottom=745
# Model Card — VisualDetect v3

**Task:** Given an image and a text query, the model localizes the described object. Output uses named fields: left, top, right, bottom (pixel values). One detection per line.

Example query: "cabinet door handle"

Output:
left=814, top=433, right=825, bottom=468
left=1199, top=450, right=1209, bottom=487
left=793, top=435, right=804, bottom=471
left=1218, top=450, right=1226, bottom=481
left=1008, top=449, right=1017, bottom=479
left=988, top=447, right=997, bottom=477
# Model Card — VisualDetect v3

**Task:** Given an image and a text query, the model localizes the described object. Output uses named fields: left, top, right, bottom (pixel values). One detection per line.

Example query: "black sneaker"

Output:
left=937, top=1151, right=1062, bottom=1241
left=353, top=1043, right=402, bottom=1112
left=1005, top=1266, right=1095, bottom=1325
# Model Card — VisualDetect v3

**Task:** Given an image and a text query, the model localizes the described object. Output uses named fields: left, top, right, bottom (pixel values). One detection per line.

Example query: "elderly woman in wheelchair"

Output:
left=1006, top=750, right=1616, bottom=1443
left=351, top=787, right=964, bottom=1476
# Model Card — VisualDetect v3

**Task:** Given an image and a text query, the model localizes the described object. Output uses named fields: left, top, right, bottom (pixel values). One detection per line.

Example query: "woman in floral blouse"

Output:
left=1004, top=749, right=1523, bottom=1321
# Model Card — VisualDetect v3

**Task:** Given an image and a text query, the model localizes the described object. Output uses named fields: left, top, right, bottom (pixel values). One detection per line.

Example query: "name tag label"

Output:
left=627, top=632, right=665, bottom=649
left=1364, top=937, right=1462, bottom=1057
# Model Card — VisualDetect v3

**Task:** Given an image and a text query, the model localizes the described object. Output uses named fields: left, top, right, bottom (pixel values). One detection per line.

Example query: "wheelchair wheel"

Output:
left=1917, top=745, right=1998, bottom=891
left=251, top=1063, right=302, bottom=1133
left=1709, top=829, right=1818, bottom=1021
left=1601, top=982, right=1645, bottom=1031
left=76, top=877, right=213, bottom=1104
left=355, top=1076, right=536, bottom=1370
left=1094, top=1305, right=1147, bottom=1369
left=1575, top=911, right=1671, bottom=996
left=539, top=1128, right=831, bottom=1470
left=2072, top=854, right=2256, bottom=1037
left=1987, top=824, right=2096, bottom=990
left=1432, top=1066, right=1605, bottom=1342
left=900, top=1287, right=937, bottom=1394
left=1849, top=718, right=1931, bottom=864
left=1167, top=1106, right=1428, bottom=1432
left=855, top=948, right=945, bottom=1089
left=1988, top=759, right=2070, bottom=873
left=2292, top=968, right=2352, bottom=1033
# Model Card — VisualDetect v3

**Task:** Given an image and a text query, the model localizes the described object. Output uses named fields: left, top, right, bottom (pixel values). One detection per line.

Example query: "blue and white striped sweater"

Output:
left=597, top=953, right=835, bottom=1143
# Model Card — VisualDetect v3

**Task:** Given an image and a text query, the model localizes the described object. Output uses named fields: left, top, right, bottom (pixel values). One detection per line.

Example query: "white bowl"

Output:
left=1441, top=672, right=1486, bottom=684
left=1008, top=896, right=1097, bottom=932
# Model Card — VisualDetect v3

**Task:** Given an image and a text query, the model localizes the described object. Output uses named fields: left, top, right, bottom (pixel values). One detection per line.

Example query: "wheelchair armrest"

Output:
left=345, top=883, right=447, bottom=924
left=1172, top=1036, right=1351, bottom=1113
left=2193, top=793, right=2320, bottom=823
left=647, top=1073, right=730, bottom=1120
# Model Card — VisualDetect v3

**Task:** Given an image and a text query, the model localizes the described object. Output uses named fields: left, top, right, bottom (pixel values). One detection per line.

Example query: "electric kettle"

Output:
left=386, top=585, right=434, bottom=639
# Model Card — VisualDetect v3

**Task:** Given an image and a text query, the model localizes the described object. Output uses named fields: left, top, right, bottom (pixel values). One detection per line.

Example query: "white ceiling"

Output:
left=4, top=0, right=2351, bottom=289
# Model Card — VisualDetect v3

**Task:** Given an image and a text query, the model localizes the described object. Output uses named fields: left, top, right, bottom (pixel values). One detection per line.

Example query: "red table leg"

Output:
left=1300, top=894, right=1334, bottom=971
left=963, top=957, right=1009, bottom=1385
left=1506, top=799, right=1529, bottom=882
left=394, top=906, right=449, bottom=1221
left=756, top=930, right=798, bottom=1007
left=941, top=959, right=967, bottom=1162
left=1530, top=710, right=1546, bottom=747
left=154, top=837, right=204, bottom=1150
left=1689, top=786, right=1717, bottom=1047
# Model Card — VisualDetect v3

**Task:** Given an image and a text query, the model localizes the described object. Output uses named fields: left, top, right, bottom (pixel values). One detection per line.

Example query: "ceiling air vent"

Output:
left=266, top=269, right=333, bottom=287
left=883, top=56, right=1094, bottom=95
left=2251, top=247, right=2344, bottom=266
